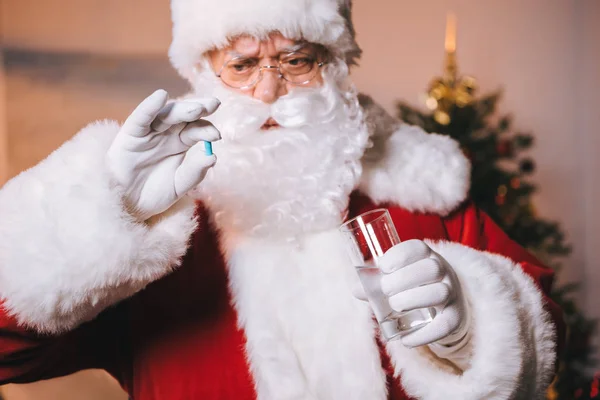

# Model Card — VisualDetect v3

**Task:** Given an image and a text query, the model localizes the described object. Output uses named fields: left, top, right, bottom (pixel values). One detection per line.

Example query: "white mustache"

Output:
left=270, top=86, right=337, bottom=128
left=203, top=82, right=342, bottom=143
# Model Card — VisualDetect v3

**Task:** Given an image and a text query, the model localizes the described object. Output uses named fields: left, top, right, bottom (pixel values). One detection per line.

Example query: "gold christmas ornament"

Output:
left=425, top=13, right=477, bottom=125
left=546, top=377, right=558, bottom=400
left=497, top=185, right=508, bottom=196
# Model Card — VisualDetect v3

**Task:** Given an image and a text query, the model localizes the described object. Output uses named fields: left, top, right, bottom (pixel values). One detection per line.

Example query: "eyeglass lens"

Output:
left=219, top=51, right=321, bottom=89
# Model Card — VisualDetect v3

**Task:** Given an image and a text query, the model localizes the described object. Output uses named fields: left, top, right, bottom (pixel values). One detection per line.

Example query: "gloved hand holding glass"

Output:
left=341, top=209, right=469, bottom=347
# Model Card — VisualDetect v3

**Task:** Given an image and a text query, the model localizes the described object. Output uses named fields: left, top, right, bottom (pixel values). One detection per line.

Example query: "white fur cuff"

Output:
left=0, top=121, right=198, bottom=333
left=386, top=241, right=556, bottom=400
left=358, top=122, right=470, bottom=216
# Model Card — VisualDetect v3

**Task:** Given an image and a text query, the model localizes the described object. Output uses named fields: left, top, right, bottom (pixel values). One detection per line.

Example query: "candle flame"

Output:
left=445, top=12, right=456, bottom=53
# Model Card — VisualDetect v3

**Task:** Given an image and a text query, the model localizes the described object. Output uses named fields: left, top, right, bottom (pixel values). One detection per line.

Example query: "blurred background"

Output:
left=0, top=0, right=599, bottom=398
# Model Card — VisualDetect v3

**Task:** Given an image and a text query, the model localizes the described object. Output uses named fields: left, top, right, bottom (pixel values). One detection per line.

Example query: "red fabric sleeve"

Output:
left=442, top=202, right=567, bottom=368
left=0, top=302, right=130, bottom=386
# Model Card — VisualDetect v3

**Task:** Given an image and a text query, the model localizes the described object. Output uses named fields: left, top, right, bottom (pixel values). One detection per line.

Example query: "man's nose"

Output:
left=253, top=67, right=288, bottom=104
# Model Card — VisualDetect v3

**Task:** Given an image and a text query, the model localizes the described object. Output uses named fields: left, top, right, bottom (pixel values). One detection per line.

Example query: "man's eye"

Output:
left=286, top=57, right=312, bottom=67
left=229, top=60, right=256, bottom=73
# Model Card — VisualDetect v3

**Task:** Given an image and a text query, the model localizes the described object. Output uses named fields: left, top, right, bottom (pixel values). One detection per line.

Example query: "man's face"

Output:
left=207, top=33, right=325, bottom=114
left=193, top=34, right=369, bottom=238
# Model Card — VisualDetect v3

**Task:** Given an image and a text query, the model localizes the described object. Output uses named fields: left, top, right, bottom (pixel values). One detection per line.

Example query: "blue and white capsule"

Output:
left=204, top=141, right=213, bottom=156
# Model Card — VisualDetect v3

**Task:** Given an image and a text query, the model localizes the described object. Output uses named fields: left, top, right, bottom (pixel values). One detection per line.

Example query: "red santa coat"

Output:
left=0, top=99, right=564, bottom=399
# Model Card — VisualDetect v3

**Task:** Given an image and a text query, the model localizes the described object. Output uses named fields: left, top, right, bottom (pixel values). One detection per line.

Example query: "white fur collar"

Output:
left=224, top=230, right=388, bottom=400
left=357, top=94, right=471, bottom=216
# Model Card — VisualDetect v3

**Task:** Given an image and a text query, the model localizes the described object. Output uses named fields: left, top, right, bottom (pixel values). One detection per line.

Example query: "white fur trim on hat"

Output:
left=169, top=0, right=361, bottom=80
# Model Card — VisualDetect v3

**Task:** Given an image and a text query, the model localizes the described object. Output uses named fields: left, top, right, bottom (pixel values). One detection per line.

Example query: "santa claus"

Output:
left=0, top=0, right=564, bottom=399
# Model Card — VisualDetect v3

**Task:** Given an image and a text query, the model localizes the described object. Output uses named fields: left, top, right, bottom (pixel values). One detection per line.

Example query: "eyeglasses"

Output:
left=216, top=50, right=326, bottom=90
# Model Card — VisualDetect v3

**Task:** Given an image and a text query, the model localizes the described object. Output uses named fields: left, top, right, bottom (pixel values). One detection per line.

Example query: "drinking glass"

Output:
left=340, top=209, right=436, bottom=341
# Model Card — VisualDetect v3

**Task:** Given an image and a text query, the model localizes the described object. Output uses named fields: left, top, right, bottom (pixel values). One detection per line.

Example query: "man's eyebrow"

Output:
left=278, top=42, right=310, bottom=53
left=226, top=42, right=311, bottom=59
left=226, top=50, right=246, bottom=58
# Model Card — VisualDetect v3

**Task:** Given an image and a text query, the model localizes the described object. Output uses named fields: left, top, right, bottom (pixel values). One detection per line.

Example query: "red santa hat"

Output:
left=169, top=0, right=362, bottom=80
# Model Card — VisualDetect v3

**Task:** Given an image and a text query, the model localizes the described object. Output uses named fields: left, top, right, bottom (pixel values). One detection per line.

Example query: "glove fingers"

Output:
left=388, top=282, right=451, bottom=313
left=179, top=120, right=221, bottom=147
left=151, top=99, right=221, bottom=132
left=400, top=306, right=462, bottom=348
left=380, top=257, right=444, bottom=296
left=379, top=240, right=431, bottom=273
left=174, top=143, right=217, bottom=196
left=122, top=89, right=169, bottom=137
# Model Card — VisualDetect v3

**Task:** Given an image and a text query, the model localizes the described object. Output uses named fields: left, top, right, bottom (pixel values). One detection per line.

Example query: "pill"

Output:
left=204, top=141, right=213, bottom=156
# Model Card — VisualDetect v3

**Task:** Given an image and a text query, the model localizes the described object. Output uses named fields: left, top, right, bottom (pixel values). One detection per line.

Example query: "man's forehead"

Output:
left=226, top=34, right=310, bottom=57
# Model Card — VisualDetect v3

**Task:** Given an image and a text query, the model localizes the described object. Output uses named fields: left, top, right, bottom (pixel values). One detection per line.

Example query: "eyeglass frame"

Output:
left=215, top=49, right=327, bottom=90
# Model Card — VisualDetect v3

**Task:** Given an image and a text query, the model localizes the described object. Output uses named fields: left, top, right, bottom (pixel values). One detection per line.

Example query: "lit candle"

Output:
left=445, top=12, right=456, bottom=53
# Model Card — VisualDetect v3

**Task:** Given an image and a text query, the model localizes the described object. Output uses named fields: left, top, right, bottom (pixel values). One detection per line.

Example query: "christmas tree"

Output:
left=396, top=14, right=597, bottom=399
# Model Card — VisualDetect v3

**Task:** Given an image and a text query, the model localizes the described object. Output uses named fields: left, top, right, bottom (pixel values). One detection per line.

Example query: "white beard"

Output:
left=189, top=67, right=370, bottom=240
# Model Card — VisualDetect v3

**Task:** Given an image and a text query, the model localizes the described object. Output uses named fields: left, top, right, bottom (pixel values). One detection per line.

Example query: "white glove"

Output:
left=106, top=89, right=221, bottom=221
left=377, top=239, right=470, bottom=349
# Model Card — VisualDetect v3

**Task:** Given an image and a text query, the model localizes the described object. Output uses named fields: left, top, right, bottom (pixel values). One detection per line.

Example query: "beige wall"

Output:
left=0, top=0, right=7, bottom=185
left=0, top=52, right=8, bottom=186
left=3, top=0, right=171, bottom=55
left=1, top=0, right=599, bottom=397
left=577, top=0, right=600, bottom=353
left=2, top=371, right=128, bottom=400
